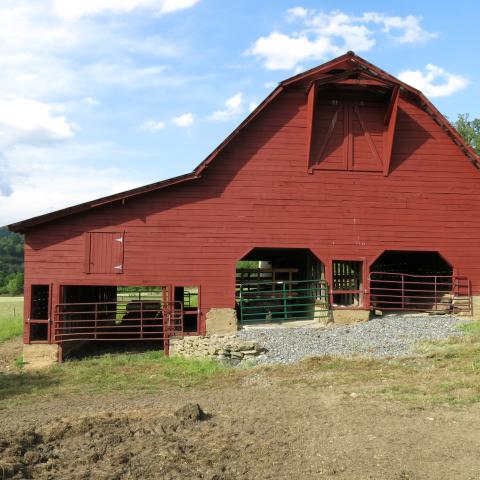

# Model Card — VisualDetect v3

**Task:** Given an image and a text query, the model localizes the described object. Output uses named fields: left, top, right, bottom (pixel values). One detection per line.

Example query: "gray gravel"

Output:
left=236, top=315, right=465, bottom=365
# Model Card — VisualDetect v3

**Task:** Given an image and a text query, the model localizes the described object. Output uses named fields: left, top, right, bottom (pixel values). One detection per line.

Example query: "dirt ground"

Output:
left=0, top=336, right=21, bottom=372
left=1, top=362, right=480, bottom=480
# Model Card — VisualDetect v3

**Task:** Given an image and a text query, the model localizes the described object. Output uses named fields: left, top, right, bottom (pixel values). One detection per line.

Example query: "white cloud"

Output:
left=0, top=97, right=75, bottom=150
left=142, top=119, right=166, bottom=131
left=172, top=113, right=194, bottom=127
left=0, top=96, right=76, bottom=197
left=52, top=0, right=200, bottom=20
left=360, top=13, right=436, bottom=44
left=84, top=96, right=101, bottom=106
left=210, top=92, right=243, bottom=121
left=0, top=143, right=144, bottom=224
left=248, top=8, right=435, bottom=70
left=398, top=64, right=469, bottom=97
left=248, top=102, right=258, bottom=113
left=264, top=81, right=276, bottom=89
left=286, top=7, right=308, bottom=20
left=248, top=32, right=340, bottom=71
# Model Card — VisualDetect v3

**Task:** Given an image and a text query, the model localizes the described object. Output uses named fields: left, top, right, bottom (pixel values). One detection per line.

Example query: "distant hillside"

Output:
left=0, top=227, right=24, bottom=295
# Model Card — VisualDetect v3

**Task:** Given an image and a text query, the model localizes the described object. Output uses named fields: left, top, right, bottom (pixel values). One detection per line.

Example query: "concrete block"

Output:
left=205, top=308, right=238, bottom=335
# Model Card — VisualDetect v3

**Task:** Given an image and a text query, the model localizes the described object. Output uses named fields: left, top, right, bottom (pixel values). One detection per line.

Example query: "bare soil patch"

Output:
left=1, top=368, right=480, bottom=480
left=0, top=336, right=22, bottom=372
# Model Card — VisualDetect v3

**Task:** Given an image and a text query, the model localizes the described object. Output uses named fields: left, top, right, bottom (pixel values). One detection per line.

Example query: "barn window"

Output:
left=29, top=284, right=50, bottom=342
left=332, top=260, right=364, bottom=307
left=85, top=232, right=124, bottom=274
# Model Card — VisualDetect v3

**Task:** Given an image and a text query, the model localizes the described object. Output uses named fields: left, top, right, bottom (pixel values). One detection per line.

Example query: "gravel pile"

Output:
left=236, top=315, right=465, bottom=365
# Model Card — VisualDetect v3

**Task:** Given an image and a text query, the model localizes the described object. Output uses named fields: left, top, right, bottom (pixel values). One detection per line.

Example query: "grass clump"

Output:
left=0, top=296, right=23, bottom=342
left=457, top=320, right=480, bottom=336
left=0, top=349, right=229, bottom=408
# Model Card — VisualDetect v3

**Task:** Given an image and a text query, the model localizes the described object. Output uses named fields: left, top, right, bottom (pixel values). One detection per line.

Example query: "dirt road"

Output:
left=2, top=367, right=480, bottom=479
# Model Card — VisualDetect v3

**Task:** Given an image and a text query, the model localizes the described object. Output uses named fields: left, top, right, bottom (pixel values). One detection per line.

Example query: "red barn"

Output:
left=9, top=52, right=480, bottom=365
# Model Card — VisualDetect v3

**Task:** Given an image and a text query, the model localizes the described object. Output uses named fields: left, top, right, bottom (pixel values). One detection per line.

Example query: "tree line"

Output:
left=0, top=114, right=479, bottom=296
left=0, top=227, right=23, bottom=295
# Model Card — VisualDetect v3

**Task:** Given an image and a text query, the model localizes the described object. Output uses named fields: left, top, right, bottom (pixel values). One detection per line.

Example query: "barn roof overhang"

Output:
left=8, top=51, right=480, bottom=233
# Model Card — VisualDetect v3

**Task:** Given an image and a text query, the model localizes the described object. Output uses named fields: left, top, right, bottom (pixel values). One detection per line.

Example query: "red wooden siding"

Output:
left=19, top=55, right=480, bottom=338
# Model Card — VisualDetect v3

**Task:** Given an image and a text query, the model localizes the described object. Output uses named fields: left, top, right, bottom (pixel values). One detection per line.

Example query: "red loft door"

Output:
left=86, top=232, right=124, bottom=274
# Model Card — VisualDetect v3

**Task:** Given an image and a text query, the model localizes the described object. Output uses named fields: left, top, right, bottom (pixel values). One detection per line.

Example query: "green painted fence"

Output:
left=237, top=279, right=330, bottom=324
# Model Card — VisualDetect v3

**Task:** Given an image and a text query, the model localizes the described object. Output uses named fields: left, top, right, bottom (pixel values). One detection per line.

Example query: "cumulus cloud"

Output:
left=0, top=96, right=76, bottom=197
left=0, top=97, right=75, bottom=149
left=360, top=12, right=436, bottom=44
left=398, top=64, right=469, bottom=97
left=52, top=0, right=200, bottom=20
left=248, top=102, right=258, bottom=113
left=172, top=113, right=194, bottom=127
left=210, top=92, right=243, bottom=121
left=0, top=143, right=144, bottom=224
left=141, top=119, right=166, bottom=131
left=248, top=8, right=435, bottom=70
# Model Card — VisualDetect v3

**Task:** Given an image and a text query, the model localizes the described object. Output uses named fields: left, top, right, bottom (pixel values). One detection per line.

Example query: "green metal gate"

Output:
left=237, top=279, right=330, bottom=325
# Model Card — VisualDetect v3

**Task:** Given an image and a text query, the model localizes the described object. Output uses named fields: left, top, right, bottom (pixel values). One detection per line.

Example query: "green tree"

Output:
left=0, top=228, right=24, bottom=294
left=455, top=114, right=480, bottom=155
left=5, top=272, right=24, bottom=295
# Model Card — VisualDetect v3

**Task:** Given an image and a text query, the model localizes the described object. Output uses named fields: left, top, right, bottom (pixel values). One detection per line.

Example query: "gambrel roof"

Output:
left=8, top=51, right=479, bottom=233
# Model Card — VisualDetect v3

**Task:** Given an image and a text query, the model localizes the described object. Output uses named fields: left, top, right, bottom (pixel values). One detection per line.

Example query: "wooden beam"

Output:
left=316, top=107, right=339, bottom=166
left=383, top=86, right=400, bottom=176
left=353, top=105, right=383, bottom=169
left=384, top=85, right=400, bottom=125
left=306, top=81, right=317, bottom=171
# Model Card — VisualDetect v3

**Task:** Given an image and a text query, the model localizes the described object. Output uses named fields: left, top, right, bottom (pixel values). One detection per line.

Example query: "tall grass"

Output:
left=0, top=296, right=23, bottom=342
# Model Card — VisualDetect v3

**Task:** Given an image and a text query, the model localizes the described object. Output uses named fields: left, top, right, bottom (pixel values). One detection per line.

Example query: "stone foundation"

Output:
left=169, top=335, right=264, bottom=361
left=205, top=308, right=237, bottom=335
left=331, top=309, right=370, bottom=325
left=23, top=344, right=58, bottom=370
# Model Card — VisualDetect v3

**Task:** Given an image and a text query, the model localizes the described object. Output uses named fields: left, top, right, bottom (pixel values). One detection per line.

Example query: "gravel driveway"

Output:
left=237, top=315, right=465, bottom=365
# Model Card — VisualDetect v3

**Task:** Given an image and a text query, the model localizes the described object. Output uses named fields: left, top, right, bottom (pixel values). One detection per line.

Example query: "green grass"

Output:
left=0, top=296, right=23, bottom=342
left=2, top=309, right=480, bottom=409
left=457, top=320, right=480, bottom=336
left=274, top=325, right=480, bottom=406
left=0, top=350, right=229, bottom=408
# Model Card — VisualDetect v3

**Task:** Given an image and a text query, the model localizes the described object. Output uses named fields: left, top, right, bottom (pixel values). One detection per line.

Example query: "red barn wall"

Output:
left=23, top=87, right=480, bottom=337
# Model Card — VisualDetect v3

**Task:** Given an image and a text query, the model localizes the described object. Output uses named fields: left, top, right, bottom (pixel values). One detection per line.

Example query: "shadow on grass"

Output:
left=0, top=370, right=59, bottom=402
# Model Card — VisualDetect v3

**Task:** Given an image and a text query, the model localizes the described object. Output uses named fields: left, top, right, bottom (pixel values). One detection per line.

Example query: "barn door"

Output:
left=85, top=232, right=124, bottom=274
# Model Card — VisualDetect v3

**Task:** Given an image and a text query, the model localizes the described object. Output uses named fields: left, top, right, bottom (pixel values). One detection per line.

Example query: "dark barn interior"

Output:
left=369, top=251, right=454, bottom=312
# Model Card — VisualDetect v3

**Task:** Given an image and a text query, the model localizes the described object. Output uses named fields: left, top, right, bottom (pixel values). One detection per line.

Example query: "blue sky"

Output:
left=1, top=0, right=478, bottom=224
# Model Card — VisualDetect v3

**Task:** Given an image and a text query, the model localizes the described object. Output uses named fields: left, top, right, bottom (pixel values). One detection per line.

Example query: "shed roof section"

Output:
left=8, top=51, right=480, bottom=233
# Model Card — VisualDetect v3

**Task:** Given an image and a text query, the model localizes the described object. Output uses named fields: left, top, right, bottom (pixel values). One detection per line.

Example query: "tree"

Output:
left=0, top=228, right=24, bottom=295
left=455, top=114, right=480, bottom=155
left=5, top=272, right=24, bottom=296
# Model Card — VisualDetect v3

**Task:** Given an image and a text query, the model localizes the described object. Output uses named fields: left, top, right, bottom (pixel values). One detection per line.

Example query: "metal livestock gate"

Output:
left=369, top=272, right=472, bottom=315
left=54, top=299, right=185, bottom=355
left=237, top=279, right=330, bottom=324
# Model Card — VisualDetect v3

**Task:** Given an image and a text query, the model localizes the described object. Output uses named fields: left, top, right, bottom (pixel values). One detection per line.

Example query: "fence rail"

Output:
left=54, top=300, right=184, bottom=352
left=369, top=272, right=472, bottom=314
left=237, top=279, right=330, bottom=324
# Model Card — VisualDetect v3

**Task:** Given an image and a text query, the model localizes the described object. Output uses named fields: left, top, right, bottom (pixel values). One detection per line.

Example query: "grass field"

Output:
left=0, top=296, right=23, bottom=342
left=1, top=320, right=480, bottom=409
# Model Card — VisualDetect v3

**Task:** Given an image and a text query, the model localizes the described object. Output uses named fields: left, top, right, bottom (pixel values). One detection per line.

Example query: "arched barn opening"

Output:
left=369, top=251, right=457, bottom=313
left=235, top=248, right=329, bottom=325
